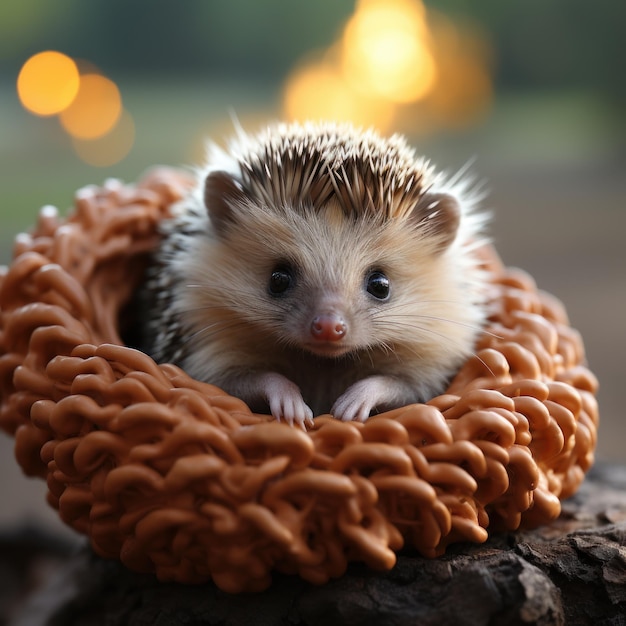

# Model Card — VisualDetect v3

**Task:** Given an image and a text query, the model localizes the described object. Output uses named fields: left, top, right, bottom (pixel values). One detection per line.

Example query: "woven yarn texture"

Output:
left=0, top=168, right=599, bottom=593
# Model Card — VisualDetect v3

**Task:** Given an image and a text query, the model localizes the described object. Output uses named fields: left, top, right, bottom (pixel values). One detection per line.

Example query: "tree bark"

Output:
left=4, top=462, right=626, bottom=626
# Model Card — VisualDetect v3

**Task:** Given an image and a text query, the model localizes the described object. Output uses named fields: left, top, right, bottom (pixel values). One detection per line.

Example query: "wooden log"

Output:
left=4, top=462, right=626, bottom=626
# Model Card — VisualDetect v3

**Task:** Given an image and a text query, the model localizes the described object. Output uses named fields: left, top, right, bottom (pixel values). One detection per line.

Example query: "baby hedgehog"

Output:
left=144, top=121, right=489, bottom=428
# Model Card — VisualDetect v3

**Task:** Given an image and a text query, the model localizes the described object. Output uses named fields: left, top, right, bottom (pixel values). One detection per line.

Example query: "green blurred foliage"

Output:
left=431, top=0, right=626, bottom=105
left=1, top=0, right=624, bottom=107
left=0, top=0, right=354, bottom=79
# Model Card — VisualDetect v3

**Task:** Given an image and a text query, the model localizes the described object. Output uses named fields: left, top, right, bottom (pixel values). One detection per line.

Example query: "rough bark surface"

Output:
left=3, top=463, right=626, bottom=626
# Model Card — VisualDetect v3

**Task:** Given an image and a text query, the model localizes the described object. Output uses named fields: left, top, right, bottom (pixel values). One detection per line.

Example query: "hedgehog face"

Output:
left=204, top=198, right=398, bottom=358
left=186, top=184, right=472, bottom=366
left=148, top=121, right=488, bottom=410
left=176, top=121, right=487, bottom=374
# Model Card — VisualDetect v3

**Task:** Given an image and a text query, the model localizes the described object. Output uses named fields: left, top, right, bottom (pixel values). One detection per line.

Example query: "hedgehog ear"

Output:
left=411, top=192, right=461, bottom=253
left=204, top=171, right=248, bottom=235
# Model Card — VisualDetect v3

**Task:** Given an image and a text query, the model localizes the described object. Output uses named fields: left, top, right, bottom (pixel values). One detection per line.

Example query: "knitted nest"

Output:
left=0, top=168, right=598, bottom=593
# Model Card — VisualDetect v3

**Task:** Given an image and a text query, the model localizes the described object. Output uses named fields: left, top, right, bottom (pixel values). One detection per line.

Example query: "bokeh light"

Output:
left=282, top=0, right=493, bottom=134
left=17, top=51, right=80, bottom=116
left=17, top=51, right=133, bottom=167
left=71, top=109, right=135, bottom=167
left=283, top=53, right=394, bottom=131
left=59, top=73, right=122, bottom=140
left=341, top=0, right=436, bottom=104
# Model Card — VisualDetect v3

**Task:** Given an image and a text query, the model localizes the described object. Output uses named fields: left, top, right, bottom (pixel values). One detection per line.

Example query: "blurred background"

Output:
left=0, top=0, right=624, bottom=569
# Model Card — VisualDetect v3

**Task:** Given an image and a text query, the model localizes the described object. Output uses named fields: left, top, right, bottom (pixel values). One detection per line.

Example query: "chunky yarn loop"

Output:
left=0, top=168, right=598, bottom=593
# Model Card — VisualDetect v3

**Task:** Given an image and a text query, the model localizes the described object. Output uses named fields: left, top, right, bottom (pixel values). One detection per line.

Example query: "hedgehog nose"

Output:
left=311, top=314, right=347, bottom=342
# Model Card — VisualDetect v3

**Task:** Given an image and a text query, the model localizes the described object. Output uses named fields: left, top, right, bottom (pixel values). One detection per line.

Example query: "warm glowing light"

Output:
left=283, top=56, right=394, bottom=132
left=17, top=51, right=80, bottom=116
left=341, top=0, right=437, bottom=104
left=59, top=73, right=122, bottom=140
left=281, top=0, right=493, bottom=134
left=71, top=109, right=135, bottom=167
left=17, top=51, right=135, bottom=166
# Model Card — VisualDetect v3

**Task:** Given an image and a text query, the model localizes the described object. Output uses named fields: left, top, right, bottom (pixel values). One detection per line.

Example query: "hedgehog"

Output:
left=143, top=121, right=489, bottom=428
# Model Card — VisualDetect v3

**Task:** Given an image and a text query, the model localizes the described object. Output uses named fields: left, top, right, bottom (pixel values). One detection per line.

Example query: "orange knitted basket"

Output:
left=0, top=167, right=598, bottom=593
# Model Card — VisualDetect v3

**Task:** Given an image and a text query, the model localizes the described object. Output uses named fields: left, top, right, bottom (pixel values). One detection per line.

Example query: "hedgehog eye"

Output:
left=366, top=270, right=390, bottom=301
left=268, top=264, right=294, bottom=296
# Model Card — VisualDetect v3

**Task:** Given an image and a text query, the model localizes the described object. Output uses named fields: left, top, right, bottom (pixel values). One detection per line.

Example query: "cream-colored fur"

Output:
left=147, top=122, right=489, bottom=425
